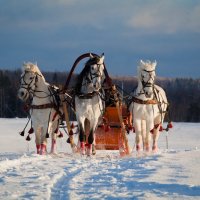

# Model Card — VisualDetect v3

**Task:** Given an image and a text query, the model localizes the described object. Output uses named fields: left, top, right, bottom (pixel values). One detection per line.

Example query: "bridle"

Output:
left=136, top=69, right=155, bottom=98
left=19, top=71, right=38, bottom=99
left=141, top=69, right=155, bottom=88
left=19, top=70, right=52, bottom=100
left=131, top=68, right=159, bottom=106
left=81, top=62, right=104, bottom=92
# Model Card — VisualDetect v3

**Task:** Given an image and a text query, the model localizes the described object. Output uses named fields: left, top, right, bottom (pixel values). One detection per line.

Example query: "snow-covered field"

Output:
left=0, top=118, right=200, bottom=200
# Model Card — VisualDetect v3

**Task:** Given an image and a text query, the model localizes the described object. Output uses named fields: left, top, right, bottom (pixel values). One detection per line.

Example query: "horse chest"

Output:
left=134, top=104, right=155, bottom=119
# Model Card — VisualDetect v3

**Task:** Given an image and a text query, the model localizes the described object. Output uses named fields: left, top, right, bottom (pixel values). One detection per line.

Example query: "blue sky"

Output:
left=0, top=0, right=200, bottom=78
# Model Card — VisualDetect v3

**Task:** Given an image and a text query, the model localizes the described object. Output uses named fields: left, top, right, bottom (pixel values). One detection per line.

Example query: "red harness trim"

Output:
left=132, top=97, right=158, bottom=105
left=30, top=103, right=55, bottom=109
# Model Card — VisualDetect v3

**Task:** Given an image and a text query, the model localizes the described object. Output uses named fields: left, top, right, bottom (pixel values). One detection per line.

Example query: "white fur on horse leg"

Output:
left=144, top=134, right=151, bottom=152
left=152, top=125, right=160, bottom=152
left=50, top=128, right=57, bottom=154
left=135, top=132, right=142, bottom=151
left=40, top=127, right=47, bottom=147
left=51, top=139, right=56, bottom=154
left=145, top=119, right=152, bottom=152
left=92, top=134, right=96, bottom=155
left=145, top=142, right=150, bottom=152
left=35, top=126, right=41, bottom=154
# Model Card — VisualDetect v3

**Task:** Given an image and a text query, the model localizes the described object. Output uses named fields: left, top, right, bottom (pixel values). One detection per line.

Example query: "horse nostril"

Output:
left=20, top=91, right=24, bottom=96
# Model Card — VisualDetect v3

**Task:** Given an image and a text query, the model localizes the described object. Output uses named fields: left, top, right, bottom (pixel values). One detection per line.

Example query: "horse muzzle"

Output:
left=18, top=88, right=29, bottom=101
left=143, top=88, right=153, bottom=98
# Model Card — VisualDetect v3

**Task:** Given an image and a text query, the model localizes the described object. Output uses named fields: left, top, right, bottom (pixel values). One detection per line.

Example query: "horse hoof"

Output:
left=136, top=144, right=140, bottom=151
left=152, top=145, right=158, bottom=152
left=36, top=144, right=41, bottom=154
left=81, top=150, right=85, bottom=155
left=92, top=144, right=96, bottom=155
left=145, top=145, right=150, bottom=152
left=80, top=142, right=85, bottom=155
left=86, top=144, right=92, bottom=156
left=50, top=150, right=57, bottom=154
left=72, top=146, right=78, bottom=154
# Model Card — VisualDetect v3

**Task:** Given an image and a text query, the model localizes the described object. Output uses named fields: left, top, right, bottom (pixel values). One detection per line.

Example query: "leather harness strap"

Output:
left=30, top=103, right=55, bottom=109
left=77, top=91, right=97, bottom=99
left=132, top=96, right=158, bottom=105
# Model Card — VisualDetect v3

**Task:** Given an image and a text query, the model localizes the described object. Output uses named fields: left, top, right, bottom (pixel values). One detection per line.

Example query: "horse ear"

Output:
left=90, top=53, right=94, bottom=58
left=153, top=60, right=157, bottom=68
left=140, top=60, right=145, bottom=66
left=99, top=53, right=105, bottom=64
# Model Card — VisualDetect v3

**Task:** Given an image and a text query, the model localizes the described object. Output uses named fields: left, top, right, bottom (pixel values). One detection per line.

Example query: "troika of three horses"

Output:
left=18, top=53, right=173, bottom=156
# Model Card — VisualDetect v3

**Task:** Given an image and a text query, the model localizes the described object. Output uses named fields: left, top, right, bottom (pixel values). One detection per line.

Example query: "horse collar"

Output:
left=132, top=96, right=158, bottom=105
left=77, top=91, right=98, bottom=99
left=30, top=103, right=55, bottom=109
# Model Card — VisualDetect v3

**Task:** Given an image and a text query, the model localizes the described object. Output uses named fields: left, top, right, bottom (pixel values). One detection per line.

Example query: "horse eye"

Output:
left=30, top=77, right=34, bottom=80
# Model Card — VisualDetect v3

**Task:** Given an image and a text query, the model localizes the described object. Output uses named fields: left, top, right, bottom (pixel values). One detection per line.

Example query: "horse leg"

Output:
left=92, top=134, right=96, bottom=155
left=144, top=120, right=152, bottom=152
left=35, top=126, right=41, bottom=154
left=50, top=121, right=58, bottom=154
left=152, top=115, right=162, bottom=152
left=79, top=123, right=85, bottom=155
left=40, top=127, right=47, bottom=155
left=51, top=137, right=56, bottom=154
left=89, top=117, right=99, bottom=156
left=87, top=129, right=94, bottom=156
left=134, top=119, right=142, bottom=151
left=83, top=118, right=95, bottom=156
left=141, top=120, right=149, bottom=151
left=135, top=130, right=142, bottom=151
left=152, top=124, right=160, bottom=152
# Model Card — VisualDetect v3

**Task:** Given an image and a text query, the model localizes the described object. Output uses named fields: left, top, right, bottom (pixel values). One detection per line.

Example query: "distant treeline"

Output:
left=0, top=69, right=200, bottom=122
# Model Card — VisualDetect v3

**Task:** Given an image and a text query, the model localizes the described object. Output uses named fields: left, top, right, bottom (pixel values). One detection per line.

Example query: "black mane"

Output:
left=75, top=56, right=100, bottom=94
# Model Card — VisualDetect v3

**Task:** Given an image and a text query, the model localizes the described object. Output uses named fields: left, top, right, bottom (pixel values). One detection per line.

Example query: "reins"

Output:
left=19, top=68, right=64, bottom=141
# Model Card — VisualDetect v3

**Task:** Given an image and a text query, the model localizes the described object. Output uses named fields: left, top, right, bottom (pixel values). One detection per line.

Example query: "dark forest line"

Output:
left=0, top=69, right=200, bottom=122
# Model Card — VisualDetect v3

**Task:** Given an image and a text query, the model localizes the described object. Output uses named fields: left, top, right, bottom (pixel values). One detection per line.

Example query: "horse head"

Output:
left=76, top=53, right=105, bottom=94
left=137, top=60, right=157, bottom=98
left=18, top=62, right=45, bottom=101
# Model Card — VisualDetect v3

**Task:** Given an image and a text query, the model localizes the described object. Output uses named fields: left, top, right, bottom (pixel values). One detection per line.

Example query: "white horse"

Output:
left=75, top=53, right=105, bottom=156
left=18, top=62, right=62, bottom=155
left=129, top=60, right=168, bottom=152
